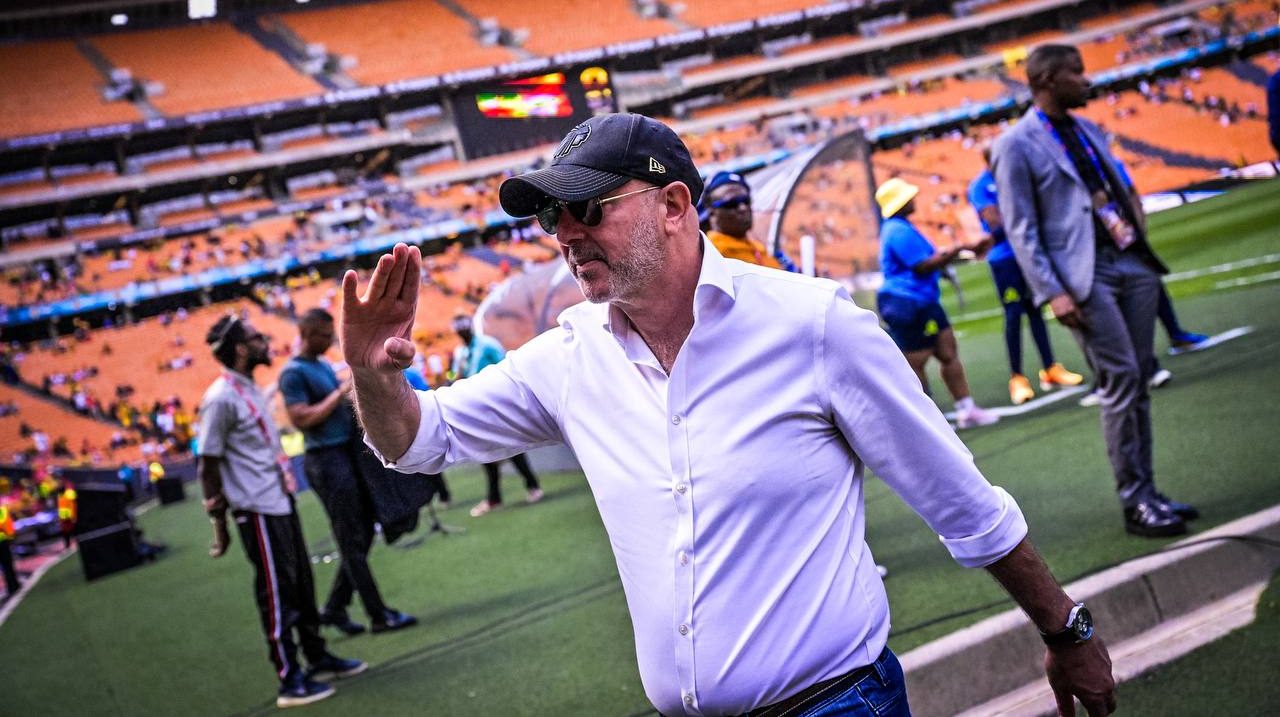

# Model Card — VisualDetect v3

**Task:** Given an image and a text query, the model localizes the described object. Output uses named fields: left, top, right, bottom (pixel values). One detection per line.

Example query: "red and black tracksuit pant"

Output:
left=234, top=506, right=327, bottom=681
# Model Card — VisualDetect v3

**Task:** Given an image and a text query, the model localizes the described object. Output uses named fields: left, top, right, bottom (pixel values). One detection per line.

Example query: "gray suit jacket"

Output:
left=991, top=108, right=1167, bottom=306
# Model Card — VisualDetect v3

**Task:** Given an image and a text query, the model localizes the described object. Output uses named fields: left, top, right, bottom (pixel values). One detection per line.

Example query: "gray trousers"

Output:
left=1072, top=246, right=1163, bottom=509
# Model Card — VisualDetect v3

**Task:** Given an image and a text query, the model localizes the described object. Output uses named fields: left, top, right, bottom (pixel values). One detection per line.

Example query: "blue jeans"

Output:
left=750, top=648, right=911, bottom=717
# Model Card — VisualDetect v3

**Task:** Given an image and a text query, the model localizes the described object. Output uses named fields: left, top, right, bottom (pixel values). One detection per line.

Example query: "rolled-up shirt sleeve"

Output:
left=819, top=288, right=1027, bottom=567
left=366, top=328, right=566, bottom=474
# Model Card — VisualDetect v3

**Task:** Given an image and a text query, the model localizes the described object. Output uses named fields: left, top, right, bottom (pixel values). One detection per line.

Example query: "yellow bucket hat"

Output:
left=875, top=177, right=920, bottom=219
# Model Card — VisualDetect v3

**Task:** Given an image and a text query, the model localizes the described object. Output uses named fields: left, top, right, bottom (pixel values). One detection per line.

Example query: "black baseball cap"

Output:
left=499, top=113, right=704, bottom=218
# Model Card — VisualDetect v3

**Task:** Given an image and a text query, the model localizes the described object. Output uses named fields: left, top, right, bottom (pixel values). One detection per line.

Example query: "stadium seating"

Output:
left=456, top=0, right=676, bottom=56
left=279, top=0, right=516, bottom=86
left=5, top=0, right=1280, bottom=471
left=1078, top=90, right=1271, bottom=169
left=91, top=23, right=320, bottom=116
left=0, top=382, right=140, bottom=465
left=672, top=0, right=818, bottom=28
left=0, top=40, right=142, bottom=139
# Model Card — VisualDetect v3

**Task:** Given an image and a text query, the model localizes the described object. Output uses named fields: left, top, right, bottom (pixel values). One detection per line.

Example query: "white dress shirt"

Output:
left=373, top=238, right=1027, bottom=716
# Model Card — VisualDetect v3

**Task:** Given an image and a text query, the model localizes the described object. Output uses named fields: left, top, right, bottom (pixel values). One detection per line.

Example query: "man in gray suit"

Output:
left=992, top=44, right=1199, bottom=538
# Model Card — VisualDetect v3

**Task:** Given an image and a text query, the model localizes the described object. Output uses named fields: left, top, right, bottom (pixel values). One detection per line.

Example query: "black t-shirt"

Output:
left=1047, top=115, right=1150, bottom=256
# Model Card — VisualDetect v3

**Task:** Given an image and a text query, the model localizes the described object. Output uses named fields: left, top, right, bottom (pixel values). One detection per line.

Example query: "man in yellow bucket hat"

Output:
left=875, top=177, right=999, bottom=429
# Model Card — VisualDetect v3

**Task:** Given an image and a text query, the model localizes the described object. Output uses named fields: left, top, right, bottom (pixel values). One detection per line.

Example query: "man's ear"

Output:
left=661, top=182, right=693, bottom=235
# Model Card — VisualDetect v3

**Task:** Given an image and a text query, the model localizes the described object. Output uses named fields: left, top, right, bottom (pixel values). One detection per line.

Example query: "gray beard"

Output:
left=580, top=216, right=665, bottom=304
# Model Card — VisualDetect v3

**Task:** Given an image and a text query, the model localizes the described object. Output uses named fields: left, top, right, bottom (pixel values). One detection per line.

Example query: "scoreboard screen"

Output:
left=454, top=66, right=616, bottom=159
left=476, top=74, right=575, bottom=119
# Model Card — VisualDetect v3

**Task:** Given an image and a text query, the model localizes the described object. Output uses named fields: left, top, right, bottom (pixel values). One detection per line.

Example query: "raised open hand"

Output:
left=340, top=243, right=422, bottom=373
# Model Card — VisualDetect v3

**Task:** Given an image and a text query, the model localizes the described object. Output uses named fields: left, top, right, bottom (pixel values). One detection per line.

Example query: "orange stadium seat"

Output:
left=1077, top=94, right=1271, bottom=170
left=667, top=0, right=817, bottom=28
left=455, top=0, right=675, bottom=56
left=0, top=40, right=142, bottom=139
left=0, top=383, right=138, bottom=464
left=92, top=23, right=322, bottom=116
left=1079, top=2, right=1158, bottom=29
left=280, top=0, right=516, bottom=86
left=1192, top=67, right=1271, bottom=109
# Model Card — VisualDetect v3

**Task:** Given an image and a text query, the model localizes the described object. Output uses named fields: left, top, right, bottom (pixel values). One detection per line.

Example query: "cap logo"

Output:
left=555, top=125, right=591, bottom=158
left=648, top=157, right=666, bottom=174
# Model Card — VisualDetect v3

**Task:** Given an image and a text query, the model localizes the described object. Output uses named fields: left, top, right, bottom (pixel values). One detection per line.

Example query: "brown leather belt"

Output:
left=745, top=661, right=879, bottom=717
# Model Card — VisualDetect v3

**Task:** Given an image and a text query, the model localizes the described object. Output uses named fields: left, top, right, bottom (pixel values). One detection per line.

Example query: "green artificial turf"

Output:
left=2, top=179, right=1279, bottom=716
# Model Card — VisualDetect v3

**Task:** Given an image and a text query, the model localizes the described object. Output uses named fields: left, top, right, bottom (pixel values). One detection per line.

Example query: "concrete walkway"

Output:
left=901, top=505, right=1280, bottom=717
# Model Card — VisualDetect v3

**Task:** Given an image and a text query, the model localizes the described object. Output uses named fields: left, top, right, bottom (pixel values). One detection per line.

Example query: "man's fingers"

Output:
left=1052, top=683, right=1076, bottom=717
left=367, top=252, right=395, bottom=301
left=399, top=245, right=422, bottom=303
left=1081, top=693, right=1113, bottom=717
left=383, top=243, right=410, bottom=302
left=341, top=269, right=360, bottom=307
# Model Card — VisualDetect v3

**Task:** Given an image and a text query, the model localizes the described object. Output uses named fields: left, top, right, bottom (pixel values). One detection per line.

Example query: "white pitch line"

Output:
left=1169, top=326, right=1255, bottom=354
left=1165, top=253, right=1280, bottom=283
left=944, top=385, right=1088, bottom=421
left=943, top=326, right=1254, bottom=423
left=947, top=254, right=1280, bottom=327
left=1214, top=271, right=1280, bottom=290
left=0, top=546, right=76, bottom=629
left=950, top=307, right=1005, bottom=325
left=0, top=496, right=160, bottom=631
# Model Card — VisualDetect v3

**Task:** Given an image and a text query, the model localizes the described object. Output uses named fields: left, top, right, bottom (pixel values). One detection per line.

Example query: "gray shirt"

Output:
left=197, top=370, right=291, bottom=516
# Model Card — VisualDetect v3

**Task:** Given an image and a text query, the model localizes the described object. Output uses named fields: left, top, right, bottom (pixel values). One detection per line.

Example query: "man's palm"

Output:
left=341, top=243, right=422, bottom=372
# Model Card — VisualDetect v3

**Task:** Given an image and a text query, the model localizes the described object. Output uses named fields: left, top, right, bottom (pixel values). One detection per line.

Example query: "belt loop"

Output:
left=873, top=648, right=889, bottom=686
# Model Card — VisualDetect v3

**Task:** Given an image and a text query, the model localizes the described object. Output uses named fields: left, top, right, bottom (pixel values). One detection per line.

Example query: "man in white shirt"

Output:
left=340, top=114, right=1115, bottom=717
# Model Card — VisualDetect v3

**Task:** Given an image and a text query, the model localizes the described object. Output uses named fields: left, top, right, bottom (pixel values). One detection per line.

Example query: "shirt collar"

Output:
left=600, top=233, right=737, bottom=339
left=222, top=368, right=257, bottom=390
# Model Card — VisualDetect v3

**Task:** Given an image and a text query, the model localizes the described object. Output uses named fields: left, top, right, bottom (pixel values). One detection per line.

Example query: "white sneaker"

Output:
left=1149, top=368, right=1173, bottom=389
left=1079, top=390, right=1102, bottom=407
left=955, top=405, right=1000, bottom=429
left=526, top=488, right=544, bottom=504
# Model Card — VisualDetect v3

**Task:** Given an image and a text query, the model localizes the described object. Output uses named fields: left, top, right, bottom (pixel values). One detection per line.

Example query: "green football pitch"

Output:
left=3, top=179, right=1279, bottom=716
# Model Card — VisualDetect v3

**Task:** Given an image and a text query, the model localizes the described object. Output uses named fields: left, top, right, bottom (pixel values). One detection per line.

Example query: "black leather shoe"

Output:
left=320, top=612, right=367, bottom=636
left=371, top=609, right=418, bottom=634
left=1154, top=493, right=1200, bottom=521
left=1124, top=501, right=1187, bottom=538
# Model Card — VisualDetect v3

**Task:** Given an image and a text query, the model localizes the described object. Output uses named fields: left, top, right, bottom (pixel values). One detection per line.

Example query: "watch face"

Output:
left=1073, top=606, right=1094, bottom=640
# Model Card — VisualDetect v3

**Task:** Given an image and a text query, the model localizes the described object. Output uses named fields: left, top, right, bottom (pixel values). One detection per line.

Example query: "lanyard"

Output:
left=222, top=371, right=295, bottom=493
left=1034, top=110, right=1113, bottom=191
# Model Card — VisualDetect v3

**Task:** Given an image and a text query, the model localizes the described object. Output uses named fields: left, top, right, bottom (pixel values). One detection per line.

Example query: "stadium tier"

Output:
left=1, top=0, right=1278, bottom=469
left=279, top=0, right=517, bottom=85
left=455, top=0, right=676, bottom=56
left=92, top=23, right=324, bottom=116
left=0, top=40, right=143, bottom=141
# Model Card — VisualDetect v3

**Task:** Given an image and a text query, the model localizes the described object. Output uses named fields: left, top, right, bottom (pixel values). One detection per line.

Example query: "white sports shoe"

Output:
left=1079, top=390, right=1103, bottom=407
left=955, top=405, right=1000, bottom=429
left=1149, top=368, right=1173, bottom=389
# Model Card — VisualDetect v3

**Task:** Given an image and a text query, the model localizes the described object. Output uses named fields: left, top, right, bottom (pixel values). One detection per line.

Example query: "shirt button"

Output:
left=676, top=483, right=687, bottom=494
left=683, top=693, right=694, bottom=706
left=679, top=552, right=689, bottom=566
left=679, top=624, right=690, bottom=636
left=671, top=414, right=682, bottom=425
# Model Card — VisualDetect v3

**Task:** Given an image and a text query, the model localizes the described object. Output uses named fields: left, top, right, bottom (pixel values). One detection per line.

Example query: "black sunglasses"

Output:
left=709, top=195, right=751, bottom=211
left=536, top=185, right=660, bottom=235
